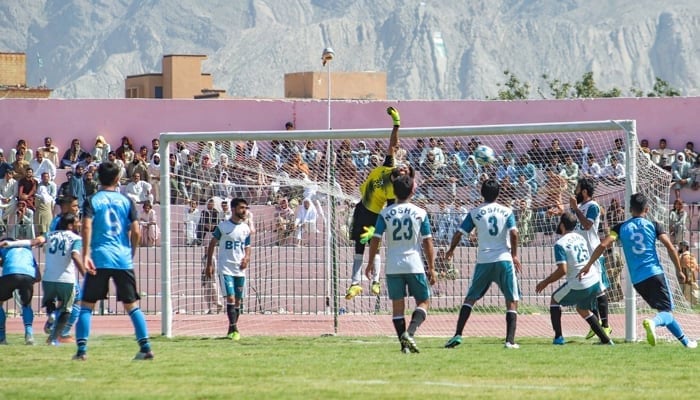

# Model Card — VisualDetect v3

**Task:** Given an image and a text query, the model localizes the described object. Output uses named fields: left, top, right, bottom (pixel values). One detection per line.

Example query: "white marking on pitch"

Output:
left=345, top=379, right=565, bottom=391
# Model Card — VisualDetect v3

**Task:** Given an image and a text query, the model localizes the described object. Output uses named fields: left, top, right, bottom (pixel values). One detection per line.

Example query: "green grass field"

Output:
left=1, top=334, right=698, bottom=399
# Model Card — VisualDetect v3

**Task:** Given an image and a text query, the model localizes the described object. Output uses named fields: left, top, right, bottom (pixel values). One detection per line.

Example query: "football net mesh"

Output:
left=159, top=120, right=698, bottom=342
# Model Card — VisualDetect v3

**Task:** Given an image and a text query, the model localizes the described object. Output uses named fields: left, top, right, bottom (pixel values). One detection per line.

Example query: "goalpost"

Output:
left=158, top=119, right=699, bottom=342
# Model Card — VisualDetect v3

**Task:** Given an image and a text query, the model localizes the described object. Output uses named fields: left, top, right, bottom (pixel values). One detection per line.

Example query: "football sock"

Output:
left=454, top=303, right=473, bottom=336
left=0, top=308, right=6, bottom=341
left=128, top=307, right=150, bottom=352
left=371, top=254, right=381, bottom=282
left=233, top=306, right=241, bottom=326
left=654, top=311, right=673, bottom=327
left=550, top=305, right=563, bottom=338
left=350, top=254, right=363, bottom=284
left=392, top=316, right=406, bottom=338
left=596, top=294, right=609, bottom=328
left=62, top=302, right=81, bottom=337
left=76, top=306, right=93, bottom=353
left=662, top=315, right=688, bottom=344
left=226, top=304, right=236, bottom=325
left=505, top=310, right=517, bottom=344
left=407, top=307, right=427, bottom=336
left=21, top=305, right=34, bottom=335
left=585, top=314, right=610, bottom=343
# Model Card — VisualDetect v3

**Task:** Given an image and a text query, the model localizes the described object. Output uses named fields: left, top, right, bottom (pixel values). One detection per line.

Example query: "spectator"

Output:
left=106, top=151, right=127, bottom=184
left=61, top=139, right=89, bottom=170
left=691, top=158, right=700, bottom=191
left=174, top=141, right=189, bottom=166
left=168, top=153, right=187, bottom=203
left=605, top=138, right=626, bottom=167
left=184, top=200, right=201, bottom=246
left=603, top=237, right=624, bottom=303
left=682, top=141, right=697, bottom=165
left=426, top=137, right=445, bottom=165
left=37, top=136, right=60, bottom=167
left=513, top=174, right=533, bottom=203
left=196, top=198, right=219, bottom=244
left=669, top=198, right=687, bottom=246
left=559, top=154, right=580, bottom=194
left=91, top=135, right=112, bottom=163
left=581, top=153, right=602, bottom=180
left=138, top=201, right=160, bottom=247
left=274, top=197, right=295, bottom=246
left=651, top=138, right=675, bottom=171
left=294, top=198, right=318, bottom=247
left=570, top=138, right=590, bottom=171
left=545, top=138, right=566, bottom=167
left=11, top=148, right=30, bottom=181
left=125, top=172, right=153, bottom=205
left=148, top=153, right=161, bottom=204
left=214, top=172, right=234, bottom=199
left=180, top=154, right=201, bottom=203
left=514, top=198, right=533, bottom=245
left=461, top=155, right=481, bottom=187
left=432, top=200, right=457, bottom=246
left=126, top=153, right=149, bottom=182
left=10, top=139, right=33, bottom=163
left=500, top=140, right=517, bottom=164
left=408, top=138, right=425, bottom=167
left=605, top=198, right=625, bottom=231
left=56, top=170, right=72, bottom=202
left=34, top=172, right=56, bottom=235
left=301, top=140, right=319, bottom=166
left=9, top=200, right=34, bottom=239
left=68, top=165, right=86, bottom=210
left=115, top=136, right=135, bottom=164
left=0, top=169, right=17, bottom=228
left=678, top=241, right=698, bottom=305
left=149, top=138, right=160, bottom=162
left=527, top=138, right=547, bottom=168
left=244, top=140, right=260, bottom=161
left=30, top=149, right=56, bottom=182
left=336, top=152, right=358, bottom=197
left=83, top=170, right=98, bottom=197
left=514, top=154, right=538, bottom=194
left=351, top=141, right=371, bottom=172
left=671, top=153, right=692, bottom=200
left=17, top=167, right=37, bottom=211
left=536, top=167, right=566, bottom=235
left=0, top=151, right=12, bottom=178
left=600, top=156, right=625, bottom=185
left=639, top=139, right=651, bottom=158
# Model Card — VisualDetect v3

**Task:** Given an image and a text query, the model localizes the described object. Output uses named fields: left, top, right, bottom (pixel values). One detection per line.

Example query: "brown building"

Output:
left=284, top=71, right=386, bottom=100
left=0, top=52, right=52, bottom=98
left=125, top=54, right=226, bottom=99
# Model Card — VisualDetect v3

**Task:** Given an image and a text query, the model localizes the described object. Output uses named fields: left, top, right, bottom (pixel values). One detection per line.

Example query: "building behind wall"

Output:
left=284, top=71, right=386, bottom=100
left=125, top=54, right=226, bottom=99
left=0, top=52, right=52, bottom=98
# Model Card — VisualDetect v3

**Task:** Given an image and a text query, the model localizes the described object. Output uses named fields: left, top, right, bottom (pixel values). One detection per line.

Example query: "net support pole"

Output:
left=620, top=120, right=638, bottom=342
left=160, top=139, right=173, bottom=338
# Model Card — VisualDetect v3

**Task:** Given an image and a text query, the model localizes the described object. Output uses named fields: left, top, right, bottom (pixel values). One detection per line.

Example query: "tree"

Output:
left=542, top=74, right=572, bottom=99
left=491, top=70, right=530, bottom=100
left=646, top=77, right=681, bottom=97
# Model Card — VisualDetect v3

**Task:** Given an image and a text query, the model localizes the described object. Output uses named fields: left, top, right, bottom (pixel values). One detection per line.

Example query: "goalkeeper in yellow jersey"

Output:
left=346, top=106, right=414, bottom=300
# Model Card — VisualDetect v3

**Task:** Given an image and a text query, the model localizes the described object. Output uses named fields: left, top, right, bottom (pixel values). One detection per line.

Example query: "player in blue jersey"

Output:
left=365, top=174, right=436, bottom=353
left=579, top=193, right=697, bottom=348
left=74, top=161, right=153, bottom=360
left=443, top=178, right=522, bottom=349
left=0, top=238, right=40, bottom=345
left=3, top=213, right=85, bottom=345
left=535, top=212, right=613, bottom=345
left=205, top=198, right=252, bottom=341
left=569, top=178, right=612, bottom=339
left=44, top=195, right=81, bottom=342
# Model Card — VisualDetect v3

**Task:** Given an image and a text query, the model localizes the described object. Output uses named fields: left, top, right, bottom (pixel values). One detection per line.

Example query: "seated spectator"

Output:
left=34, top=172, right=56, bottom=236
left=408, top=138, right=425, bottom=167
left=61, top=138, right=89, bottom=170
left=535, top=167, right=566, bottom=235
left=125, top=172, right=154, bottom=205
left=126, top=153, right=149, bottom=183
left=691, top=158, right=700, bottom=191
left=600, top=156, right=625, bottom=185
left=196, top=198, right=220, bottom=244
left=605, top=197, right=625, bottom=230
left=294, top=198, right=318, bottom=247
left=37, top=136, right=60, bottom=167
left=56, top=170, right=72, bottom=201
left=10, top=139, right=33, bottom=163
left=0, top=151, right=12, bottom=178
left=84, top=170, right=98, bottom=197
left=138, top=201, right=160, bottom=247
left=513, top=174, right=533, bottom=202
left=426, top=137, right=445, bottom=165
left=581, top=153, right=602, bottom=180
left=604, top=137, right=626, bottom=167
left=79, top=152, right=100, bottom=171
left=336, top=152, right=358, bottom=197
left=682, top=141, right=697, bottom=165
left=514, top=154, right=538, bottom=194
left=17, top=167, right=37, bottom=210
left=8, top=200, right=34, bottom=239
left=274, top=197, right=296, bottom=246
left=107, top=151, right=127, bottom=184
left=671, top=152, right=692, bottom=200
left=30, top=149, right=56, bottom=182
left=68, top=165, right=87, bottom=210
left=545, top=138, right=566, bottom=167
left=450, top=140, right=470, bottom=164
left=527, top=138, right=547, bottom=168
left=639, top=139, right=651, bottom=158
left=301, top=140, right=320, bottom=166
left=559, top=154, right=579, bottom=194
left=11, top=148, right=30, bottom=181
left=244, top=140, right=260, bottom=161
left=570, top=138, right=589, bottom=170
left=0, top=169, right=17, bottom=227
left=91, top=135, right=112, bottom=163
left=651, top=138, right=675, bottom=171
left=184, top=200, right=201, bottom=246
left=351, top=141, right=371, bottom=172
left=214, top=171, right=234, bottom=199
left=669, top=198, right=687, bottom=246
left=115, top=136, right=135, bottom=164
left=461, top=155, right=481, bottom=187
left=149, top=138, right=160, bottom=162
left=500, top=140, right=517, bottom=164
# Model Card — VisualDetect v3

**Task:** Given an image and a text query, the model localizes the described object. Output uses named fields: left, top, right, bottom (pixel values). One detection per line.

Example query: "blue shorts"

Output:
left=552, top=282, right=603, bottom=309
left=466, top=261, right=520, bottom=302
left=386, top=273, right=430, bottom=302
left=220, top=275, right=246, bottom=299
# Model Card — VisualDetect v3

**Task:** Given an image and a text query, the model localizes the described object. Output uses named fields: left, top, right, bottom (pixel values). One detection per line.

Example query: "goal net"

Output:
left=158, top=119, right=699, bottom=343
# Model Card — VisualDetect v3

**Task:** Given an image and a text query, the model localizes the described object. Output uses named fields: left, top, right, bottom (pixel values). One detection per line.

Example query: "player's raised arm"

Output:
left=386, top=107, right=400, bottom=158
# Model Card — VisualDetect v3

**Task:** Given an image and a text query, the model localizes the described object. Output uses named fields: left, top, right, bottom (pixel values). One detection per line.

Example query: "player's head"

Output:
left=679, top=240, right=690, bottom=252
left=576, top=177, right=595, bottom=202
left=231, top=198, right=248, bottom=220
left=629, top=193, right=648, bottom=215
left=391, top=161, right=415, bottom=180
left=392, top=174, right=414, bottom=201
left=97, top=161, right=120, bottom=186
left=59, top=195, right=79, bottom=215
left=557, top=212, right=578, bottom=235
left=57, top=213, right=80, bottom=233
left=480, top=178, right=500, bottom=203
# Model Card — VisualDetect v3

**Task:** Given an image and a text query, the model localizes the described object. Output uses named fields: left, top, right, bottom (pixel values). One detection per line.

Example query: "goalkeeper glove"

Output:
left=359, top=225, right=375, bottom=244
left=386, top=107, right=400, bottom=126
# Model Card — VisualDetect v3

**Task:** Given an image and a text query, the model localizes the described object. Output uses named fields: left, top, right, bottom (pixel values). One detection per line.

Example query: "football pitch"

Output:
left=1, top=334, right=697, bottom=399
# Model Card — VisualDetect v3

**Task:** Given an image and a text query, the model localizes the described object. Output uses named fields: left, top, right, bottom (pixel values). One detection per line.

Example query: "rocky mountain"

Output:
left=1, top=0, right=698, bottom=99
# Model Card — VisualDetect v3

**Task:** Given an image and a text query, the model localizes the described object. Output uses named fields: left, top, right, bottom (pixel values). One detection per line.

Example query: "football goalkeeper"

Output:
left=346, top=106, right=414, bottom=300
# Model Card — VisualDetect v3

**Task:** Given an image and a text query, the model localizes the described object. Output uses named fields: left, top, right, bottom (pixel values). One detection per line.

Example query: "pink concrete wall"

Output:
left=0, top=97, right=698, bottom=200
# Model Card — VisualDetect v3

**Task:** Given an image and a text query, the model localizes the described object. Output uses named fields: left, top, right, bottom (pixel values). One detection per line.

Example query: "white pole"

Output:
left=325, top=55, right=332, bottom=315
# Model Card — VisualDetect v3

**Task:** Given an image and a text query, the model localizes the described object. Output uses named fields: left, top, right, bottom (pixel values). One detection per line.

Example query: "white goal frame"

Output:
left=158, top=120, right=641, bottom=339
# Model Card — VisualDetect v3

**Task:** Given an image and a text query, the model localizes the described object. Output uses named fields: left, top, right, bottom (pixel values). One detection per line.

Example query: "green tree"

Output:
left=646, top=77, right=681, bottom=97
left=491, top=70, right=530, bottom=100
left=542, top=74, right=572, bottom=99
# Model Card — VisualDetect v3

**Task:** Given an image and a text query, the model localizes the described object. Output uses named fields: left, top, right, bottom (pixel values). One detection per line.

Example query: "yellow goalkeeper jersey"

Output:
left=360, top=158, right=395, bottom=214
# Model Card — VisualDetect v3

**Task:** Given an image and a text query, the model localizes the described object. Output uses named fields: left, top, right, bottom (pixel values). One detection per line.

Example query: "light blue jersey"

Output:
left=0, top=246, right=37, bottom=277
left=459, top=202, right=517, bottom=264
left=611, top=217, right=665, bottom=284
left=373, top=202, right=432, bottom=274
left=82, top=190, right=138, bottom=270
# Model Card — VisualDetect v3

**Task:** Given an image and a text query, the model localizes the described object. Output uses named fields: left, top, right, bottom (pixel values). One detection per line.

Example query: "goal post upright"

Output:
left=620, top=119, right=638, bottom=343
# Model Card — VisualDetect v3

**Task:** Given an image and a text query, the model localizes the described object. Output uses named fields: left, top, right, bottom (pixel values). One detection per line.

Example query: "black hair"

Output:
left=481, top=179, right=500, bottom=202
left=578, top=177, right=596, bottom=197
left=629, top=193, right=648, bottom=214
left=97, top=161, right=120, bottom=186
left=59, top=195, right=77, bottom=207
left=57, top=213, right=78, bottom=231
left=392, top=175, right=413, bottom=201
left=559, top=212, right=578, bottom=231
left=231, top=198, right=248, bottom=209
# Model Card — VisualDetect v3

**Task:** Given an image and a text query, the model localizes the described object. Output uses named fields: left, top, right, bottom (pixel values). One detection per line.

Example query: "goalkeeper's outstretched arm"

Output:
left=387, top=106, right=400, bottom=158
